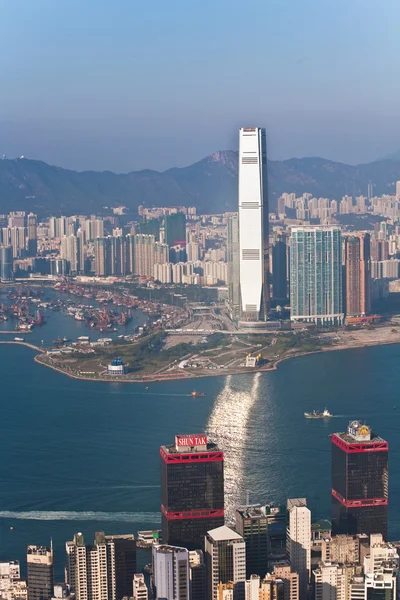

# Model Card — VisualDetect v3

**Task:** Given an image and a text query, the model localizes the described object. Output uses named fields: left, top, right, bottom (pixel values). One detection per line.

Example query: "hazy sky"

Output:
left=1, top=0, right=400, bottom=172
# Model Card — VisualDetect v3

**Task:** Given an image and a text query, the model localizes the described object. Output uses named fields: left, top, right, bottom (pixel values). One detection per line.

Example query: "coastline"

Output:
left=2, top=332, right=399, bottom=384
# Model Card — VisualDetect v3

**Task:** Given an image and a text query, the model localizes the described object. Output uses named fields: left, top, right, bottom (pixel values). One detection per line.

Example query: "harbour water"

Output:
left=1, top=306, right=400, bottom=576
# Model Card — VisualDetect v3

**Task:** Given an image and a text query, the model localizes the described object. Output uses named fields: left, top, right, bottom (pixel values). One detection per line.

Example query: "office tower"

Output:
left=0, top=246, right=13, bottom=280
left=152, top=545, right=190, bottom=600
left=265, top=505, right=287, bottom=567
left=368, top=182, right=374, bottom=199
left=169, top=245, right=187, bottom=263
left=331, top=421, right=388, bottom=538
left=205, top=526, right=246, bottom=600
left=227, top=213, right=240, bottom=319
left=27, top=545, right=54, bottom=600
left=345, top=234, right=371, bottom=317
left=189, top=551, right=206, bottom=600
left=271, top=232, right=288, bottom=301
left=235, top=506, right=268, bottom=578
left=133, top=574, right=148, bottom=599
left=286, top=499, right=311, bottom=600
left=205, top=525, right=246, bottom=600
left=165, top=213, right=186, bottom=247
left=66, top=531, right=136, bottom=600
left=94, top=237, right=111, bottom=277
left=61, top=235, right=80, bottom=274
left=27, top=212, right=38, bottom=256
left=290, top=227, right=343, bottom=326
left=160, top=434, right=224, bottom=549
left=238, top=127, right=269, bottom=322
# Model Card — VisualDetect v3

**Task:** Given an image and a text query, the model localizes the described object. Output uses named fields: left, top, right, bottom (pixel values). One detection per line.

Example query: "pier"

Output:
left=0, top=341, right=43, bottom=352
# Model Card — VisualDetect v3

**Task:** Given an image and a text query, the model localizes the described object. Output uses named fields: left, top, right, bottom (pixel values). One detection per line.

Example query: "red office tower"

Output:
left=331, top=420, right=388, bottom=538
left=160, top=434, right=224, bottom=549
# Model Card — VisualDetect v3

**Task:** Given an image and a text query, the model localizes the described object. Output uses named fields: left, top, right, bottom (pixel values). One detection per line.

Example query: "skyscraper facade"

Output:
left=235, top=506, right=268, bottom=578
left=152, top=545, right=190, bottom=600
left=290, top=226, right=343, bottom=326
left=0, top=246, right=13, bottom=280
left=345, top=234, right=371, bottom=317
left=165, top=213, right=186, bottom=247
left=160, top=434, right=224, bottom=550
left=27, top=545, right=54, bottom=600
left=66, top=531, right=136, bottom=600
left=238, top=127, right=269, bottom=322
left=271, top=232, right=288, bottom=301
left=204, top=526, right=246, bottom=600
left=286, top=499, right=311, bottom=600
left=331, top=421, right=388, bottom=538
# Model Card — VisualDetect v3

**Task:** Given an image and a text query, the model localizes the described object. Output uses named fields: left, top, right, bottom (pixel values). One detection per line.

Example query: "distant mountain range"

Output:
left=1, top=151, right=400, bottom=217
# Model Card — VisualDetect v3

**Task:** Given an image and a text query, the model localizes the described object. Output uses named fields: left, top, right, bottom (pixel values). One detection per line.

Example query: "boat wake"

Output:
left=0, top=510, right=161, bottom=522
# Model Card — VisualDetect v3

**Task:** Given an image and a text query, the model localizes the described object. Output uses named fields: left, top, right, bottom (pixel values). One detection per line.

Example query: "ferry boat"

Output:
left=191, top=390, right=205, bottom=397
left=304, top=408, right=333, bottom=419
left=14, top=337, right=24, bottom=342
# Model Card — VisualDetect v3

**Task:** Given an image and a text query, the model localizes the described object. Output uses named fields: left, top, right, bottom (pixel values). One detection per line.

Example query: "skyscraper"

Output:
left=331, top=421, right=388, bottom=538
left=290, top=226, right=344, bottom=326
left=164, top=213, right=186, bottom=247
left=227, top=213, right=240, bottom=320
left=160, top=434, right=224, bottom=550
left=286, top=499, right=311, bottom=600
left=0, top=246, right=13, bottom=280
left=238, top=127, right=269, bottom=322
left=204, top=525, right=246, bottom=600
left=27, top=545, right=54, bottom=600
left=345, top=234, right=371, bottom=317
left=271, top=232, right=288, bottom=301
left=235, top=506, right=268, bottom=578
left=152, top=545, right=190, bottom=600
left=27, top=212, right=38, bottom=256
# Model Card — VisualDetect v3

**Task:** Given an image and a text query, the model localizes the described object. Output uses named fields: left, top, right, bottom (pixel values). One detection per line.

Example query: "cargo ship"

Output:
left=304, top=408, right=333, bottom=419
left=191, top=390, right=205, bottom=397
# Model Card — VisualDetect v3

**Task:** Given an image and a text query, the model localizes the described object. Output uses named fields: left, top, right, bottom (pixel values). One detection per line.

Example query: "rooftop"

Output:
left=207, top=525, right=243, bottom=542
left=161, top=440, right=220, bottom=455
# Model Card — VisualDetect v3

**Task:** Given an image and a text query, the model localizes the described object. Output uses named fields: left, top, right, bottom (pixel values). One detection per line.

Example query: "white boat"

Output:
left=14, top=337, right=24, bottom=342
left=304, top=408, right=333, bottom=419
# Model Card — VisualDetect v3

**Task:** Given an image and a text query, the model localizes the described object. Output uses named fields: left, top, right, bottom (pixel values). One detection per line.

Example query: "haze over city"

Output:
left=2, top=0, right=400, bottom=172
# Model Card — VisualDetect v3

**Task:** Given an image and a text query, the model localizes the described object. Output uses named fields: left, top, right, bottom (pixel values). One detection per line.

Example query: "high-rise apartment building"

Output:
left=133, top=574, right=148, bottom=599
left=152, top=545, right=190, bottom=600
left=345, top=234, right=371, bottom=317
left=66, top=531, right=136, bottom=600
left=160, top=434, right=224, bottom=550
left=227, top=213, right=240, bottom=320
left=332, top=421, right=388, bottom=538
left=290, top=227, right=343, bottom=326
left=286, top=499, right=311, bottom=600
left=205, top=526, right=246, bottom=600
left=238, top=127, right=269, bottom=322
left=235, top=506, right=268, bottom=578
left=61, top=235, right=80, bottom=274
left=272, top=564, right=299, bottom=600
left=94, top=237, right=111, bottom=277
left=27, top=545, right=54, bottom=600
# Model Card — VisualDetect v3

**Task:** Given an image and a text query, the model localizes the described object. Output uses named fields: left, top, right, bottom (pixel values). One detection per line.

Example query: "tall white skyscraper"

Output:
left=286, top=499, right=311, bottom=600
left=205, top=525, right=246, bottom=600
left=238, top=127, right=269, bottom=322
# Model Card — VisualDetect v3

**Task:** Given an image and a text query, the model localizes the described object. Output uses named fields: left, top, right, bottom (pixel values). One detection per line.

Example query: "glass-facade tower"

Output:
left=290, top=226, right=343, bottom=326
left=331, top=420, right=388, bottom=538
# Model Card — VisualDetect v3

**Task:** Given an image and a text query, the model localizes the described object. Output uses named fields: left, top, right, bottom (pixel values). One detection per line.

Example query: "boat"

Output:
left=14, top=337, right=24, bottom=342
left=191, top=390, right=205, bottom=397
left=304, top=408, right=333, bottom=419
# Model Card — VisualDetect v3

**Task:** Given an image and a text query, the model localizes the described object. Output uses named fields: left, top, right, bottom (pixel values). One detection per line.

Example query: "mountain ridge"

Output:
left=1, top=152, right=400, bottom=217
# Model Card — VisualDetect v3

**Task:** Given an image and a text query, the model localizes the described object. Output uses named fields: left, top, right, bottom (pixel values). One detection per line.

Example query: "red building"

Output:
left=160, top=434, right=224, bottom=549
left=331, top=421, right=388, bottom=538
